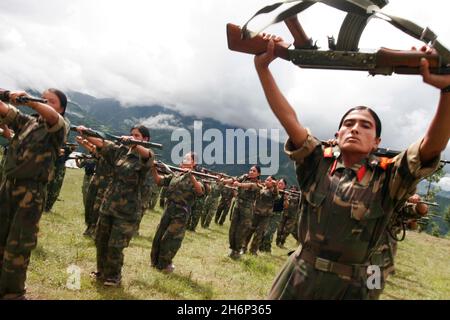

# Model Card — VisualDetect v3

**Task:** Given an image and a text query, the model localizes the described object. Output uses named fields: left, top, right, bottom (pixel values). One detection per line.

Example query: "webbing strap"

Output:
left=242, top=0, right=450, bottom=64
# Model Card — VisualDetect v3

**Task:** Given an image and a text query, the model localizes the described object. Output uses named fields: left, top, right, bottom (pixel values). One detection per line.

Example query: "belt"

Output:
left=299, top=249, right=368, bottom=281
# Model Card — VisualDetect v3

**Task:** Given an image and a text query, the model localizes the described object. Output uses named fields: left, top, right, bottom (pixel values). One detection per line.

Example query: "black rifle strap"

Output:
left=242, top=0, right=450, bottom=64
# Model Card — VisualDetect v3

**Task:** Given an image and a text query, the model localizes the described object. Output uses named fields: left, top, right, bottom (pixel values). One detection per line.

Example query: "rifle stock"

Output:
left=226, top=23, right=290, bottom=60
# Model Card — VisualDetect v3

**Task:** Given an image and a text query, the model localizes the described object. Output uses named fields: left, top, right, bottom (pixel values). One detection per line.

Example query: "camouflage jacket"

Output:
left=220, top=183, right=235, bottom=200
left=0, top=105, right=67, bottom=182
left=99, top=141, right=153, bottom=221
left=284, top=194, right=301, bottom=218
left=254, top=186, right=279, bottom=216
left=78, top=158, right=97, bottom=176
left=159, top=171, right=204, bottom=215
left=235, top=174, right=260, bottom=208
left=285, top=129, right=440, bottom=264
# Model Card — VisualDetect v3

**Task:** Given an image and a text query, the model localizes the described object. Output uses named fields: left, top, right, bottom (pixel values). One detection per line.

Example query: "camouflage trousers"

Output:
left=368, top=237, right=397, bottom=300
left=276, top=215, right=298, bottom=246
left=95, top=214, right=137, bottom=280
left=85, top=175, right=109, bottom=231
left=148, top=188, right=160, bottom=211
left=215, top=197, right=233, bottom=225
left=0, top=178, right=46, bottom=298
left=187, top=199, right=205, bottom=232
left=229, top=204, right=253, bottom=252
left=82, top=174, right=93, bottom=210
left=45, top=164, right=66, bottom=212
left=244, top=214, right=271, bottom=254
left=151, top=203, right=189, bottom=269
left=260, top=211, right=282, bottom=252
left=201, top=199, right=219, bottom=229
left=268, top=246, right=370, bottom=300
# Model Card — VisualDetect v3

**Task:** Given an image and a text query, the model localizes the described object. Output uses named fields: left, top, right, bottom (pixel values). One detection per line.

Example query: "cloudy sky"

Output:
left=1, top=0, right=449, bottom=183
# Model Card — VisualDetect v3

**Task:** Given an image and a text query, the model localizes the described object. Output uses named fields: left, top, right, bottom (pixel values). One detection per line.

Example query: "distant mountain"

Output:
left=64, top=91, right=298, bottom=184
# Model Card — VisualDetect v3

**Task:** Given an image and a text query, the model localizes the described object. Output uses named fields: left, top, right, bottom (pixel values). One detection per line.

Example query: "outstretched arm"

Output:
left=254, top=36, right=308, bottom=149
left=418, top=57, right=450, bottom=164
left=9, top=91, right=60, bottom=126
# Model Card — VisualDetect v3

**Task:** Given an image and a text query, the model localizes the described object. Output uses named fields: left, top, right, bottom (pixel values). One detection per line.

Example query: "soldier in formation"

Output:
left=150, top=152, right=204, bottom=273
left=76, top=125, right=153, bottom=287
left=0, top=89, right=69, bottom=300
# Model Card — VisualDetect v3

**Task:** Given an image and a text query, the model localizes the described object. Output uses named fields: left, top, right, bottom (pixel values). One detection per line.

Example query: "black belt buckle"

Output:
left=315, top=257, right=331, bottom=272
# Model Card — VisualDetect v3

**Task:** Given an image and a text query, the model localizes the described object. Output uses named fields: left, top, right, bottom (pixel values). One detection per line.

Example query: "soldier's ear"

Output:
left=372, top=137, right=381, bottom=151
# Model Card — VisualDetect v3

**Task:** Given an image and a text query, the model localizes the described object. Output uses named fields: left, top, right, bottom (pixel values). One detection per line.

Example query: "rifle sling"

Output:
left=242, top=0, right=450, bottom=64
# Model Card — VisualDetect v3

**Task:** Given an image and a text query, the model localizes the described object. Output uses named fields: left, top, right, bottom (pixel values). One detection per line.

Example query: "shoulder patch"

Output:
left=323, top=147, right=333, bottom=158
left=379, top=157, right=395, bottom=170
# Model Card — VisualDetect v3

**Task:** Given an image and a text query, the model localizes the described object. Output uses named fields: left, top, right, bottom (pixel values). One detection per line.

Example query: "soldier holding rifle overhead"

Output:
left=253, top=33, right=449, bottom=299
left=0, top=88, right=68, bottom=300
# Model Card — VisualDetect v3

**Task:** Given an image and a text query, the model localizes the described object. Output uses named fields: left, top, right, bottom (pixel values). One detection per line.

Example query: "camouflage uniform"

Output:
left=368, top=201, right=420, bottom=300
left=268, top=131, right=440, bottom=300
left=159, top=186, right=168, bottom=208
left=149, top=184, right=161, bottom=211
left=45, top=144, right=71, bottom=212
left=276, top=193, right=301, bottom=247
left=77, top=157, right=97, bottom=228
left=260, top=196, right=284, bottom=253
left=215, top=184, right=235, bottom=225
left=187, top=189, right=208, bottom=232
left=151, top=171, right=203, bottom=270
left=245, top=186, right=279, bottom=254
left=0, top=145, right=6, bottom=184
left=201, top=180, right=222, bottom=228
left=0, top=106, right=66, bottom=299
left=95, top=142, right=152, bottom=283
left=228, top=175, right=260, bottom=258
left=135, top=171, right=157, bottom=235
left=84, top=155, right=114, bottom=236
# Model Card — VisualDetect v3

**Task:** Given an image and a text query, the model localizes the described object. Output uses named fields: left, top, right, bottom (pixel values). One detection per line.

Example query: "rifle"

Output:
left=70, top=126, right=163, bottom=150
left=227, top=0, right=450, bottom=76
left=322, top=141, right=450, bottom=165
left=155, top=161, right=220, bottom=180
left=0, top=89, right=48, bottom=104
left=68, top=154, right=93, bottom=161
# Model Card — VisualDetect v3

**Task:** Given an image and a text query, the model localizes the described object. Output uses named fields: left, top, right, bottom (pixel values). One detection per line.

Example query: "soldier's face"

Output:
left=181, top=153, right=195, bottom=169
left=130, top=129, right=149, bottom=142
left=248, top=166, right=259, bottom=179
left=42, top=90, right=64, bottom=115
left=277, top=180, right=286, bottom=190
left=336, top=110, right=381, bottom=155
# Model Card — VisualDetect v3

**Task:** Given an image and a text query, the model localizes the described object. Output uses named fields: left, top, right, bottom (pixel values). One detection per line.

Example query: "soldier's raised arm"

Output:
left=254, top=37, right=308, bottom=149
left=418, top=55, right=450, bottom=164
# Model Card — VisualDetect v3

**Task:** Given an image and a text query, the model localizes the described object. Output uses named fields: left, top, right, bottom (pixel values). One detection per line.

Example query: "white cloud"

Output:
left=438, top=176, right=450, bottom=192
left=0, top=0, right=449, bottom=160
left=136, top=114, right=182, bottom=131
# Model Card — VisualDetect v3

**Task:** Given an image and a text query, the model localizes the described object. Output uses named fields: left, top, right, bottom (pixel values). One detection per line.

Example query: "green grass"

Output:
left=24, top=169, right=450, bottom=300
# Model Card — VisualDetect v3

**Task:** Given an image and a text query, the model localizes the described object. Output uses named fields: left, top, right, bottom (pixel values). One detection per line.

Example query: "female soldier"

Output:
left=150, top=152, right=204, bottom=273
left=245, top=175, right=279, bottom=255
left=227, top=165, right=261, bottom=260
left=0, top=89, right=68, bottom=300
left=276, top=185, right=301, bottom=248
left=254, top=38, right=449, bottom=299
left=260, top=178, right=287, bottom=253
left=77, top=125, right=153, bottom=287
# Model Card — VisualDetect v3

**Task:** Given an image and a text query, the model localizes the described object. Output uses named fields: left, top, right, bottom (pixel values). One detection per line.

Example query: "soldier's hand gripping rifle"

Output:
left=0, top=89, right=48, bottom=104
left=154, top=160, right=220, bottom=180
left=70, top=126, right=163, bottom=150
left=227, top=0, right=450, bottom=76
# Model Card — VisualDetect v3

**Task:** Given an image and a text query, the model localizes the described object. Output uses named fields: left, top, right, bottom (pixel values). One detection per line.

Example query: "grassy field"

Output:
left=24, top=169, right=450, bottom=300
